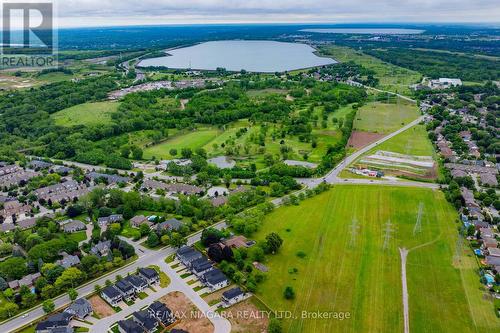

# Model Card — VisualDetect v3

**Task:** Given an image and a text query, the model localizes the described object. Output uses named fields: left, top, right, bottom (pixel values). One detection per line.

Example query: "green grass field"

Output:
left=143, top=128, right=220, bottom=159
left=254, top=186, right=498, bottom=333
left=320, top=46, right=422, bottom=95
left=52, top=101, right=119, bottom=127
left=370, top=125, right=435, bottom=157
left=354, top=101, right=420, bottom=133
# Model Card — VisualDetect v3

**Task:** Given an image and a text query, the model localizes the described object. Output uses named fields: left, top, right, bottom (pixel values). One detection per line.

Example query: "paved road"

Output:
left=399, top=248, right=410, bottom=333
left=297, top=115, right=439, bottom=190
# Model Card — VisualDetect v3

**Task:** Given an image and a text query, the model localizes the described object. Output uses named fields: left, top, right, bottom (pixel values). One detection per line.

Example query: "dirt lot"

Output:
left=347, top=131, right=385, bottom=149
left=225, top=298, right=269, bottom=333
left=88, top=295, right=115, bottom=318
left=160, top=291, right=214, bottom=333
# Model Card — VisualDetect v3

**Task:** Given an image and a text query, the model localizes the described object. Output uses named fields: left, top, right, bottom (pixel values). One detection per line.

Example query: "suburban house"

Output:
left=101, top=285, right=122, bottom=306
left=132, top=310, right=159, bottom=332
left=487, top=247, right=500, bottom=257
left=8, top=272, right=41, bottom=291
left=130, top=215, right=152, bottom=228
left=124, top=274, right=148, bottom=293
left=223, top=235, right=255, bottom=249
left=60, top=219, right=86, bottom=233
left=222, top=287, right=247, bottom=307
left=98, top=214, right=124, bottom=227
left=176, top=246, right=203, bottom=268
left=190, top=257, right=214, bottom=278
left=90, top=240, right=112, bottom=258
left=115, top=279, right=136, bottom=301
left=17, top=217, right=37, bottom=230
left=35, top=312, right=72, bottom=333
left=155, top=218, right=183, bottom=233
left=148, top=301, right=176, bottom=326
left=64, top=298, right=93, bottom=319
left=56, top=253, right=81, bottom=269
left=138, top=267, right=160, bottom=285
left=200, top=268, right=230, bottom=291
left=117, top=318, right=143, bottom=333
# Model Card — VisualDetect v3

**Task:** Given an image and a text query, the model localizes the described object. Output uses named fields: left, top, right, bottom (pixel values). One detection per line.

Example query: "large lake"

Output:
left=301, top=28, right=424, bottom=35
left=138, top=40, right=336, bottom=73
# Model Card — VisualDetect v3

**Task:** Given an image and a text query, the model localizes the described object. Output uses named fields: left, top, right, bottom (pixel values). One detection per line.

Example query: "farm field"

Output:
left=320, top=45, right=422, bottom=95
left=254, top=185, right=498, bottom=333
left=52, top=101, right=119, bottom=127
left=354, top=101, right=420, bottom=134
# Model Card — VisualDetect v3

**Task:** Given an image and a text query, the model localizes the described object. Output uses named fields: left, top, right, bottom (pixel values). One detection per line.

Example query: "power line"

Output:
left=413, top=202, right=424, bottom=236
left=383, top=219, right=394, bottom=250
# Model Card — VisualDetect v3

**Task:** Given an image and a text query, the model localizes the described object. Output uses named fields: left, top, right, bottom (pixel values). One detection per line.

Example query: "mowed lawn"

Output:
left=52, top=101, right=119, bottom=127
left=354, top=101, right=420, bottom=133
left=371, top=124, right=435, bottom=157
left=143, top=128, right=220, bottom=159
left=254, top=186, right=498, bottom=333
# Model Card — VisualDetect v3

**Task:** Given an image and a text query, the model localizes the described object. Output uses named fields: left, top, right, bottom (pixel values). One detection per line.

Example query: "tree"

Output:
left=170, top=233, right=186, bottom=248
left=147, top=232, right=160, bottom=248
left=264, top=233, right=283, bottom=254
left=0, top=302, right=18, bottom=320
left=68, top=288, right=78, bottom=301
left=169, top=148, right=178, bottom=156
left=131, top=146, right=143, bottom=160
left=283, top=286, right=295, bottom=300
left=139, top=223, right=151, bottom=237
left=268, top=318, right=283, bottom=333
left=54, top=267, right=86, bottom=291
left=42, top=299, right=55, bottom=314
left=0, top=257, right=27, bottom=280
left=0, top=277, right=7, bottom=291
left=81, top=255, right=100, bottom=276
left=201, top=227, right=224, bottom=246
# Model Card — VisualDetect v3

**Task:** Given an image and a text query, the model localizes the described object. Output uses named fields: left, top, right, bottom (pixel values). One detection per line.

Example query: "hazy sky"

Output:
left=6, top=0, right=500, bottom=28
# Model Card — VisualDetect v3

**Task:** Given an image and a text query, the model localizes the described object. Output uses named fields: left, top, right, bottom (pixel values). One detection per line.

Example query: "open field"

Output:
left=143, top=128, right=219, bottom=159
left=254, top=185, right=499, bottom=333
left=354, top=101, right=420, bottom=134
left=369, top=124, right=435, bottom=157
left=52, top=101, right=119, bottom=127
left=320, top=45, right=422, bottom=95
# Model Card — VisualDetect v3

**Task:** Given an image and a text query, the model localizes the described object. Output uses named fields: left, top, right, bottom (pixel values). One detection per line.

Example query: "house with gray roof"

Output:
left=90, top=240, right=112, bottom=258
left=101, top=285, right=122, bottom=306
left=56, top=254, right=80, bottom=269
left=60, top=219, right=86, bottom=233
left=98, top=214, right=123, bottom=227
left=176, top=246, right=203, bottom=268
left=64, top=298, right=93, bottom=319
left=35, top=312, right=72, bottom=333
left=155, top=218, right=183, bottom=233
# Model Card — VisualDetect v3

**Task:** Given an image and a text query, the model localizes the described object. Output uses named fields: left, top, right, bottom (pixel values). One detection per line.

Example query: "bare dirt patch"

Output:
left=88, top=295, right=115, bottom=318
left=225, top=298, right=269, bottom=333
left=348, top=131, right=385, bottom=149
left=160, top=291, right=214, bottom=333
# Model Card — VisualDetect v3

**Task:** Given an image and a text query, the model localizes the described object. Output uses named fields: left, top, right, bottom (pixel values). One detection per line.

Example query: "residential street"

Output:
left=0, top=221, right=228, bottom=333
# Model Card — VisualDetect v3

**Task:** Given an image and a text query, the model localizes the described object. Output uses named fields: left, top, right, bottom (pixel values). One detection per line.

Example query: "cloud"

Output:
left=8, top=0, right=500, bottom=27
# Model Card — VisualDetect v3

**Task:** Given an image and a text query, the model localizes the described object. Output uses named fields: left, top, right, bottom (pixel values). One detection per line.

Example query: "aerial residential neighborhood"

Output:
left=0, top=1, right=498, bottom=333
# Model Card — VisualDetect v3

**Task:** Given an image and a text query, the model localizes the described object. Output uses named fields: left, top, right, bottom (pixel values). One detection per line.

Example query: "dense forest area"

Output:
left=363, top=48, right=499, bottom=81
